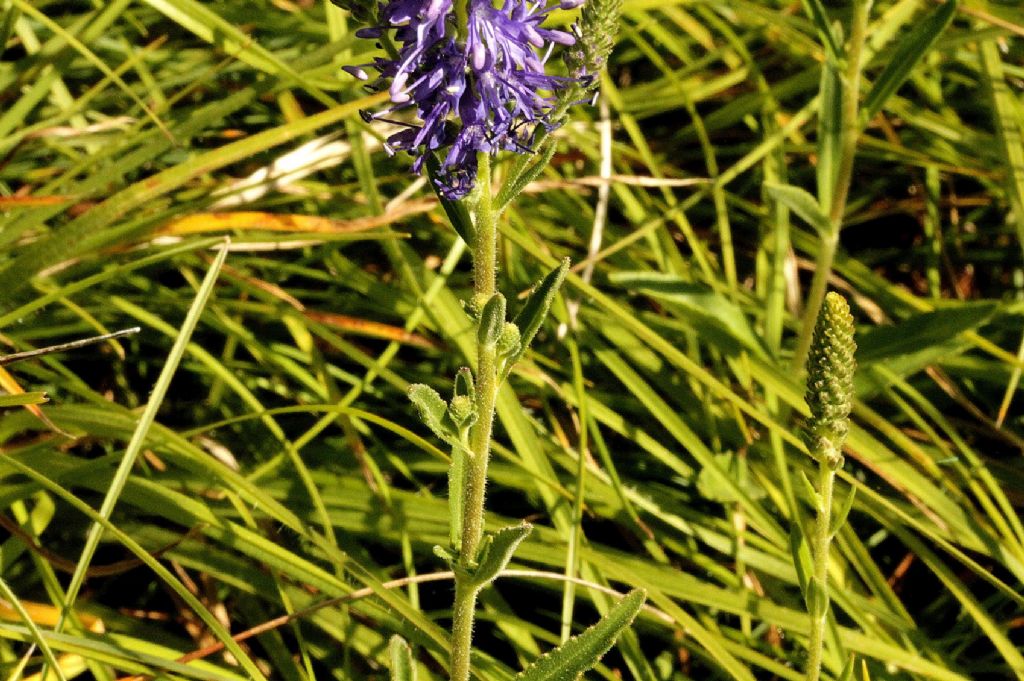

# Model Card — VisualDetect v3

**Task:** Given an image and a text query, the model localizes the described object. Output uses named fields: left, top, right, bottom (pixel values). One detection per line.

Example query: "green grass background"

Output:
left=1, top=0, right=1024, bottom=679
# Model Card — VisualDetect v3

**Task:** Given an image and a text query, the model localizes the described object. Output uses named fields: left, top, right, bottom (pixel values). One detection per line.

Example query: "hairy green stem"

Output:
left=805, top=460, right=836, bottom=681
left=450, top=153, right=499, bottom=681
left=792, top=0, right=869, bottom=371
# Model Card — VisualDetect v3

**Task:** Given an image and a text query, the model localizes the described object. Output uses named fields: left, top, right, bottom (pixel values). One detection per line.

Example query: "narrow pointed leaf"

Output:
left=507, top=258, right=569, bottom=373
left=856, top=302, right=997, bottom=364
left=829, top=486, right=857, bottom=538
left=799, top=0, right=840, bottom=60
left=0, top=391, right=48, bottom=407
left=470, top=523, right=532, bottom=589
left=817, top=55, right=842, bottom=209
left=838, top=655, right=856, bottom=681
left=797, top=469, right=820, bottom=508
left=0, top=6, right=17, bottom=54
left=496, top=141, right=557, bottom=211
left=790, top=527, right=813, bottom=596
left=515, top=589, right=646, bottom=681
left=862, top=0, right=957, bottom=121
left=766, top=183, right=831, bottom=237
left=608, top=273, right=766, bottom=356
left=388, top=635, right=416, bottom=681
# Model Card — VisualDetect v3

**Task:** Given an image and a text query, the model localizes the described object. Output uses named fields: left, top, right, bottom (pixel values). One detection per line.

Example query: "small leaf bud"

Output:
left=496, top=322, right=522, bottom=357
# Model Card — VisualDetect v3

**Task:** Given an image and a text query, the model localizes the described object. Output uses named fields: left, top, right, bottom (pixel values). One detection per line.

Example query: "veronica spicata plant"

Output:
left=334, top=0, right=643, bottom=678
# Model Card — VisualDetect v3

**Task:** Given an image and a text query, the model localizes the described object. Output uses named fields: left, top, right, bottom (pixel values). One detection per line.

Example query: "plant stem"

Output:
left=805, top=460, right=836, bottom=681
left=450, top=577, right=480, bottom=681
left=472, top=154, right=497, bottom=311
left=453, top=0, right=469, bottom=44
left=792, top=0, right=870, bottom=371
left=450, top=153, right=499, bottom=681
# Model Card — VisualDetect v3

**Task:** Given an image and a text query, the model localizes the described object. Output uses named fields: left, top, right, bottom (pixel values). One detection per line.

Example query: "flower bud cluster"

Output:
left=804, top=292, right=857, bottom=469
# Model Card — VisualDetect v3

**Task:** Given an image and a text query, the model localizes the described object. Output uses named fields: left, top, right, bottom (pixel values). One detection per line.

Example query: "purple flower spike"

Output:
left=349, top=0, right=583, bottom=198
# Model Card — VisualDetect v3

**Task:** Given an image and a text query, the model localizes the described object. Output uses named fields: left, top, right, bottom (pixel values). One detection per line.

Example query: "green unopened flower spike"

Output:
left=804, top=291, right=856, bottom=470
left=563, top=0, right=622, bottom=84
left=801, top=291, right=857, bottom=681
left=556, top=0, right=622, bottom=114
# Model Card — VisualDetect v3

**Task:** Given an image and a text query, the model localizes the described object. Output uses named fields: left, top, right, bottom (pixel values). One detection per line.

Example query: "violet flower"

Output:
left=349, top=0, right=582, bottom=199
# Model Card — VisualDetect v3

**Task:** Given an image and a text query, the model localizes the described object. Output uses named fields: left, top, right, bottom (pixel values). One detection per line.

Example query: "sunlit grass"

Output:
left=1, top=1, right=1023, bottom=679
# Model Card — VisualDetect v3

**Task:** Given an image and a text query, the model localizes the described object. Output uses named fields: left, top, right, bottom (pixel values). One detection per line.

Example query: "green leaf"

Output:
left=0, top=392, right=49, bottom=407
left=797, top=470, right=820, bottom=509
left=515, top=589, right=646, bottom=681
left=830, top=486, right=857, bottom=538
left=453, top=366, right=476, bottom=401
left=695, top=452, right=765, bottom=503
left=608, top=272, right=766, bottom=357
left=470, top=523, right=532, bottom=589
left=817, top=54, right=842, bottom=209
left=448, top=367, right=478, bottom=430
left=805, top=577, right=828, bottom=619
left=496, top=141, right=557, bottom=211
left=408, top=384, right=456, bottom=445
left=427, top=154, right=475, bottom=247
left=0, top=6, right=18, bottom=59
left=790, top=526, right=813, bottom=596
left=433, top=545, right=456, bottom=564
left=766, top=182, right=831, bottom=237
left=506, top=259, right=569, bottom=372
left=856, top=302, right=998, bottom=364
left=800, top=0, right=841, bottom=61
left=478, top=293, right=508, bottom=350
left=0, top=574, right=67, bottom=681
left=388, top=635, right=416, bottom=681
left=980, top=38, right=1024, bottom=244
left=838, top=655, right=856, bottom=681
left=862, top=0, right=957, bottom=121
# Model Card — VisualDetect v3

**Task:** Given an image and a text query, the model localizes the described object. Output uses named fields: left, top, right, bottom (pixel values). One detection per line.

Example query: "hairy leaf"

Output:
left=470, top=523, right=532, bottom=589
left=478, top=293, right=508, bottom=350
left=506, top=259, right=569, bottom=374
left=496, top=142, right=557, bottom=211
left=389, top=635, right=416, bottom=681
left=515, top=589, right=645, bottom=681
left=408, top=384, right=456, bottom=445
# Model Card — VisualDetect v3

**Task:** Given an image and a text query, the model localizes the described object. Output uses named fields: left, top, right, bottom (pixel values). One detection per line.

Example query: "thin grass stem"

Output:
left=805, top=460, right=837, bottom=681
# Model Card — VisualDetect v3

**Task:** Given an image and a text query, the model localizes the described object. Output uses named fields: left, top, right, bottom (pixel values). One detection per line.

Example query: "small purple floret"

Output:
left=349, top=0, right=580, bottom=198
